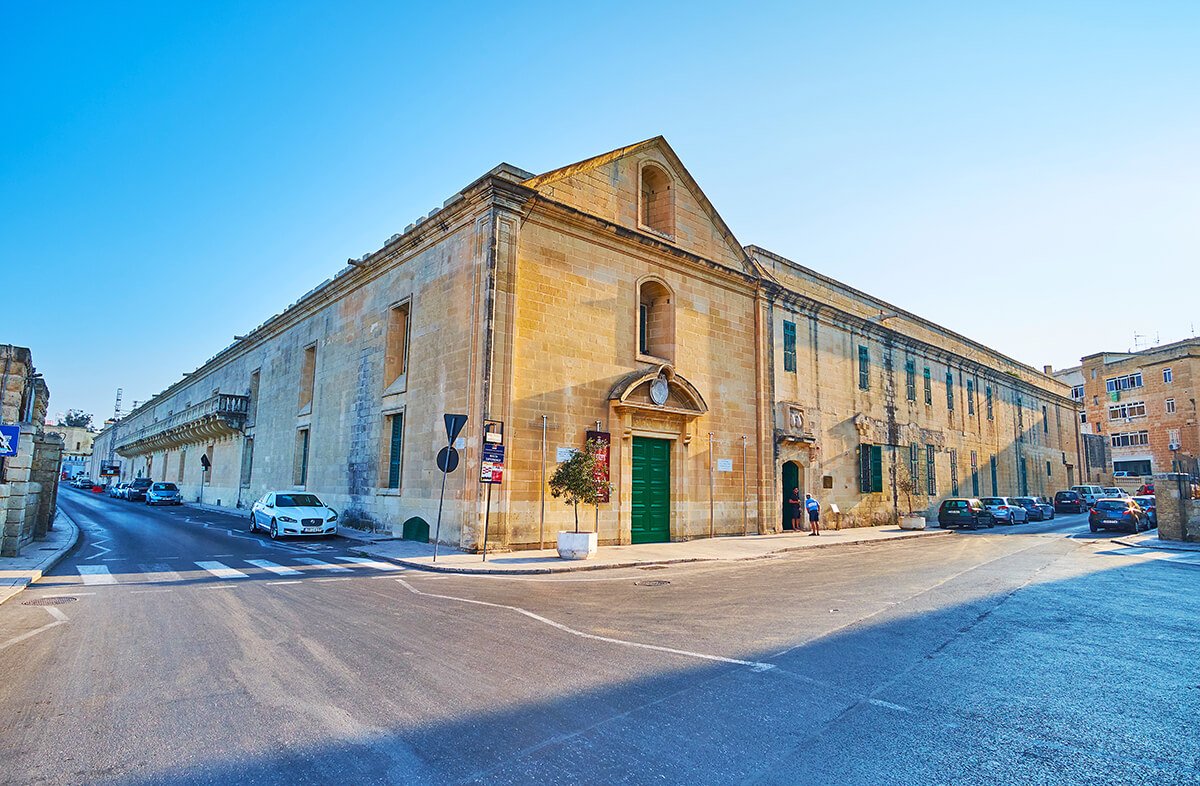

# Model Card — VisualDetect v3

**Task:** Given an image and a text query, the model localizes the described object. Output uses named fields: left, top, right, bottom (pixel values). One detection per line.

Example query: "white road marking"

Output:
left=294, top=558, right=351, bottom=572
left=77, top=566, right=116, bottom=585
left=38, top=593, right=94, bottom=598
left=138, top=563, right=184, bottom=582
left=868, top=698, right=912, bottom=713
left=195, top=561, right=248, bottom=579
left=131, top=589, right=174, bottom=594
left=101, top=557, right=124, bottom=562
left=337, top=557, right=403, bottom=571
left=314, top=577, right=352, bottom=582
left=0, top=606, right=68, bottom=652
left=395, top=577, right=774, bottom=672
left=266, top=580, right=303, bottom=585
left=246, top=559, right=302, bottom=576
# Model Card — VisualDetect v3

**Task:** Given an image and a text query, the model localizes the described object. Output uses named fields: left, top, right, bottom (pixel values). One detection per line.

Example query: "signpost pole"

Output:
left=540, top=415, right=547, bottom=549
left=482, top=482, right=492, bottom=562
left=742, top=435, right=748, bottom=536
left=434, top=414, right=468, bottom=563
left=709, top=432, right=715, bottom=538
left=433, top=456, right=448, bottom=563
left=595, top=420, right=602, bottom=534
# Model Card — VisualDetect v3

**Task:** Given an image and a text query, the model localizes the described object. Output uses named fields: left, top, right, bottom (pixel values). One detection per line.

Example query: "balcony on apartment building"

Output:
left=115, top=394, right=249, bottom=456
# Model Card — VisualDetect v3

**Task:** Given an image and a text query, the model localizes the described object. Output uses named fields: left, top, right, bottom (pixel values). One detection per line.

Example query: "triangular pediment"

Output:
left=523, top=137, right=757, bottom=276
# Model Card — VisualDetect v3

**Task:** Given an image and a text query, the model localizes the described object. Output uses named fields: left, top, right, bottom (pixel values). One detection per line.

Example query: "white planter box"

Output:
left=556, top=531, right=598, bottom=560
left=900, top=515, right=927, bottom=530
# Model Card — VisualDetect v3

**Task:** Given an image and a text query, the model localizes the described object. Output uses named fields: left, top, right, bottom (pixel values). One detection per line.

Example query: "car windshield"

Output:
left=1104, top=489, right=1121, bottom=494
left=981, top=498, right=1003, bottom=505
left=944, top=501, right=967, bottom=509
left=1096, top=500, right=1128, bottom=511
left=276, top=493, right=323, bottom=508
left=1133, top=497, right=1154, bottom=504
left=132, top=480, right=152, bottom=488
left=1014, top=498, right=1034, bottom=505
left=152, top=483, right=177, bottom=491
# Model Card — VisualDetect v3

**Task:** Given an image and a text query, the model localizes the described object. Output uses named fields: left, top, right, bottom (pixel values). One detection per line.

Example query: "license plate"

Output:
left=1104, top=519, right=1120, bottom=524
left=303, top=527, right=322, bottom=533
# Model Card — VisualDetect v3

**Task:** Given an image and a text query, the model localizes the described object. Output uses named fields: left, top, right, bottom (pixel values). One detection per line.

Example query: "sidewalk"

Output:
left=1113, top=530, right=1200, bottom=553
left=349, top=523, right=954, bottom=574
left=0, top=510, right=81, bottom=606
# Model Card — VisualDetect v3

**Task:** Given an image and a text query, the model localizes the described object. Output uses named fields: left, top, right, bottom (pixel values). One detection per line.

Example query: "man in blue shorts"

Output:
left=804, top=494, right=820, bottom=536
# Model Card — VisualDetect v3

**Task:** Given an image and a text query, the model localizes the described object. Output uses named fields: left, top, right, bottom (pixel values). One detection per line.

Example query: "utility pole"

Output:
left=106, top=388, right=122, bottom=483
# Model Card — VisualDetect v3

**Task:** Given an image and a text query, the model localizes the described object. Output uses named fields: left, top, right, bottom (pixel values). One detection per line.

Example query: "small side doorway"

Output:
left=782, top=461, right=802, bottom=530
left=632, top=437, right=671, bottom=543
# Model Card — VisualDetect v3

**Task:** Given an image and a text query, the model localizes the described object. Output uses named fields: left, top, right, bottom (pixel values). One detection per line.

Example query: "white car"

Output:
left=1102, top=487, right=1129, bottom=498
left=250, top=491, right=338, bottom=539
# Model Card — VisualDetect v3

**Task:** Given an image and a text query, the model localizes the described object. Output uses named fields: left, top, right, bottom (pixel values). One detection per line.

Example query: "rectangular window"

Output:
left=909, top=443, right=920, bottom=494
left=1047, top=460, right=1052, bottom=477
left=946, top=371, right=954, bottom=410
left=1105, top=372, right=1143, bottom=392
left=1164, top=367, right=1173, bottom=383
left=858, top=444, right=882, bottom=493
left=971, top=451, right=979, bottom=497
left=986, top=386, right=993, bottom=420
left=1109, top=431, right=1150, bottom=448
left=926, top=444, right=936, bottom=495
left=294, top=428, right=310, bottom=486
left=1042, top=405, right=1048, bottom=433
left=1070, top=385, right=1084, bottom=400
left=1108, top=401, right=1147, bottom=420
left=924, top=367, right=932, bottom=405
left=1169, top=428, right=1181, bottom=445
left=240, top=437, right=254, bottom=488
left=386, top=413, right=404, bottom=489
left=858, top=345, right=870, bottom=390
left=298, top=344, right=317, bottom=414
left=783, top=321, right=797, bottom=373
left=990, top=455, right=998, bottom=496
left=1166, top=398, right=1176, bottom=414
left=905, top=360, right=916, bottom=401
left=639, top=304, right=648, bottom=355
left=1020, top=457, right=1028, bottom=496
left=967, top=380, right=975, bottom=415
left=248, top=370, right=260, bottom=426
left=384, top=301, right=411, bottom=393
left=1017, top=395, right=1024, bottom=429
left=178, top=449, right=186, bottom=483
left=950, top=450, right=958, bottom=496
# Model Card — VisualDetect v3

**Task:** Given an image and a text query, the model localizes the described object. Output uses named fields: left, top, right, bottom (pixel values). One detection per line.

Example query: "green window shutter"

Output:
left=858, top=346, right=870, bottom=390
left=870, top=445, right=883, bottom=493
left=926, top=444, right=936, bottom=495
left=946, top=372, right=954, bottom=410
left=387, top=414, right=404, bottom=489
left=783, top=321, right=797, bottom=373
left=905, top=360, right=916, bottom=401
left=923, top=367, right=932, bottom=405
left=859, top=445, right=870, bottom=493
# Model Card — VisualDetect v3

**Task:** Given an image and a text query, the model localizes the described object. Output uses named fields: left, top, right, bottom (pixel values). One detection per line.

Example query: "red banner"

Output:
left=586, top=430, right=610, bottom=504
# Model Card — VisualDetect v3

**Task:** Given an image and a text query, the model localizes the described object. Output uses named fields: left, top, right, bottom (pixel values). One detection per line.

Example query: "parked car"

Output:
left=250, top=491, right=338, bottom=539
left=1013, top=496, right=1054, bottom=521
left=1132, top=495, right=1156, bottom=527
left=1137, top=483, right=1155, bottom=496
left=1089, top=498, right=1149, bottom=533
left=108, top=483, right=126, bottom=498
left=1102, top=487, right=1129, bottom=498
left=937, top=498, right=995, bottom=530
left=1054, top=490, right=1087, bottom=514
left=146, top=482, right=182, bottom=506
left=1071, top=485, right=1106, bottom=506
left=125, top=478, right=154, bottom=502
left=980, top=497, right=1029, bottom=524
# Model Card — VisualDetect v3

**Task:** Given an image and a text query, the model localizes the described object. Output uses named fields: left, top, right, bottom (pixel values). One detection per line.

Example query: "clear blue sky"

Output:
left=4, top=1, right=1197, bottom=425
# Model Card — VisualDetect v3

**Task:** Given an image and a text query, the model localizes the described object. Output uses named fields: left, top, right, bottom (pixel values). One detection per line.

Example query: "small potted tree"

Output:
left=896, top=463, right=927, bottom=530
left=549, top=438, right=611, bottom=560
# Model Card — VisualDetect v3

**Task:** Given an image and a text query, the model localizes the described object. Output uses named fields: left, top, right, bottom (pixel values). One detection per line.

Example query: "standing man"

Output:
left=789, top=488, right=802, bottom=532
left=805, top=493, right=820, bottom=536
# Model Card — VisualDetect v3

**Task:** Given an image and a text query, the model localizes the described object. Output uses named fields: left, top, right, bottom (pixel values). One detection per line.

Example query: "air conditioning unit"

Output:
left=1169, top=442, right=1181, bottom=451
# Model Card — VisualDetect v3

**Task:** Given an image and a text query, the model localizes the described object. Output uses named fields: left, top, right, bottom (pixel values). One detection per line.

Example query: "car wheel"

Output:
left=249, top=514, right=256, bottom=533
left=270, top=519, right=279, bottom=540
left=1089, top=523, right=1099, bottom=533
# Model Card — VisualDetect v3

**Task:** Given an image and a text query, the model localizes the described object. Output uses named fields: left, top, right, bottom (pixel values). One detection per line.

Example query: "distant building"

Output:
left=88, top=138, right=1082, bottom=547
left=1066, top=339, right=1200, bottom=478
left=42, top=424, right=93, bottom=478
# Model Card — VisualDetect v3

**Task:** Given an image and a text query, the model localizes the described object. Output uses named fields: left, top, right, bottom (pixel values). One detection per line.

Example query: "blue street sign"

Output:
left=0, top=425, right=18, bottom=457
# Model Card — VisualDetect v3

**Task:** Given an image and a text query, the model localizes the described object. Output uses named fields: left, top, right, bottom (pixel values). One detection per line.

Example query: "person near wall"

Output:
left=805, top=493, right=821, bottom=536
left=789, top=488, right=802, bottom=532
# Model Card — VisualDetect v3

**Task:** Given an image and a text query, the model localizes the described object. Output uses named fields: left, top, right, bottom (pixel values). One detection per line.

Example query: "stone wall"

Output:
left=1, top=345, right=59, bottom=557
left=1154, top=472, right=1200, bottom=542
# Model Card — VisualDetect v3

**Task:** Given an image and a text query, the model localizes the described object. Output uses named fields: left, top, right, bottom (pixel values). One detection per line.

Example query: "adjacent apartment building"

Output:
left=1058, top=339, right=1200, bottom=477
left=88, top=137, right=1082, bottom=548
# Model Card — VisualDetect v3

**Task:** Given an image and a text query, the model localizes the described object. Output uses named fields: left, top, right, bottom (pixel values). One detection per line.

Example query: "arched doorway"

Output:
left=782, top=461, right=803, bottom=530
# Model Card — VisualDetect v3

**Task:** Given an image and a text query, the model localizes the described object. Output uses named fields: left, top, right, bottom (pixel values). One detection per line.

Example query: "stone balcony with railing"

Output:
left=115, top=394, right=249, bottom=456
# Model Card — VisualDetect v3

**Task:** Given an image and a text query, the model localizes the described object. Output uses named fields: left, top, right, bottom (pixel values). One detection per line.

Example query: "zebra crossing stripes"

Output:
left=195, top=561, right=250, bottom=579
left=295, top=558, right=352, bottom=572
left=246, top=560, right=303, bottom=576
left=77, top=565, right=116, bottom=585
left=335, top=557, right=404, bottom=571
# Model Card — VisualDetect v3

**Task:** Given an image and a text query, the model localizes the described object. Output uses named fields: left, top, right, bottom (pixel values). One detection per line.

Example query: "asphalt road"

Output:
left=0, top=486, right=1196, bottom=785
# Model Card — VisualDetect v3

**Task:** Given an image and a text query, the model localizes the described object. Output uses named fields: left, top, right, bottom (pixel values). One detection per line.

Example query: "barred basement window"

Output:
left=967, top=380, right=975, bottom=415
left=926, top=444, right=936, bottom=495
left=858, top=346, right=870, bottom=390
left=783, top=321, right=797, bottom=373
left=905, top=360, right=916, bottom=401
left=858, top=444, right=882, bottom=493
left=924, top=367, right=932, bottom=405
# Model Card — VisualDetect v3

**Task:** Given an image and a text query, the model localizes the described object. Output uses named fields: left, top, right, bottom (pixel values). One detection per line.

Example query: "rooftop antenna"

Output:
left=1132, top=332, right=1150, bottom=352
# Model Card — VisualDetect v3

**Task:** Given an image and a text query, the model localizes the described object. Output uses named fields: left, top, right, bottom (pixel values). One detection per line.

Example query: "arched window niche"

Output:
left=639, top=163, right=674, bottom=237
left=637, top=277, right=675, bottom=362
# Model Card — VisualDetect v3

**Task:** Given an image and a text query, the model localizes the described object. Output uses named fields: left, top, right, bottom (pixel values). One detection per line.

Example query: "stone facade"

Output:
left=1, top=344, right=61, bottom=557
left=86, top=138, right=1083, bottom=548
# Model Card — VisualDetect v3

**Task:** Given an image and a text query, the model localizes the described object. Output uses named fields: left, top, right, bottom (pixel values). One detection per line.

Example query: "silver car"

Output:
left=980, top=496, right=1030, bottom=524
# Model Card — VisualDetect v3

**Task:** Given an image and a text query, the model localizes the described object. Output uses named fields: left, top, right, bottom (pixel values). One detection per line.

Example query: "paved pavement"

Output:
left=0, top=510, right=79, bottom=606
left=2, top=485, right=1196, bottom=785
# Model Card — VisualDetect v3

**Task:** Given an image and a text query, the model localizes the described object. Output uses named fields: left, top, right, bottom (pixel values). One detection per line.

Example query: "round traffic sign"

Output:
left=436, top=446, right=460, bottom=473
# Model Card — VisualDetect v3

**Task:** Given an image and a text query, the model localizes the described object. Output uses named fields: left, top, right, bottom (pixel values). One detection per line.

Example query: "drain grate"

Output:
left=635, top=580, right=670, bottom=587
left=23, top=596, right=77, bottom=606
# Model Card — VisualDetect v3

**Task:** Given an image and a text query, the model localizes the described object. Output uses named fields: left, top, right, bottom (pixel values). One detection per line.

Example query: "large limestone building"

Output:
left=88, top=138, right=1082, bottom=548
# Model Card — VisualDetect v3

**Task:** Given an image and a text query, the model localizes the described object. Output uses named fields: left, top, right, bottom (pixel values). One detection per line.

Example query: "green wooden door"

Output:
left=782, top=462, right=800, bottom=530
left=632, top=437, right=671, bottom=544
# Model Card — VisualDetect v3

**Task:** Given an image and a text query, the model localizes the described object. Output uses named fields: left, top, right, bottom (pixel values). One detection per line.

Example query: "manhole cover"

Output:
left=23, top=596, right=77, bottom=606
left=635, top=580, right=670, bottom=587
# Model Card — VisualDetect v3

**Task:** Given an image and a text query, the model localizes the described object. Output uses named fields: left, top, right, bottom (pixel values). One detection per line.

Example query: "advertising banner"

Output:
left=586, top=430, right=610, bottom=503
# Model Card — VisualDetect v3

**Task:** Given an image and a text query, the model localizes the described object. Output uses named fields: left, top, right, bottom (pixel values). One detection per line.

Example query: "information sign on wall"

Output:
left=480, top=443, right=505, bottom=484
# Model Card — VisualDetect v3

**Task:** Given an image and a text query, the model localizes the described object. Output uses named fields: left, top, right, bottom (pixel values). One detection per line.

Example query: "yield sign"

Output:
left=444, top=414, right=467, bottom=445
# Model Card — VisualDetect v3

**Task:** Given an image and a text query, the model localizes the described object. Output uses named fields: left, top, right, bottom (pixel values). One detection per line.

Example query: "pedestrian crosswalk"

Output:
left=72, top=556, right=404, bottom=586
left=1108, top=547, right=1200, bottom=567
